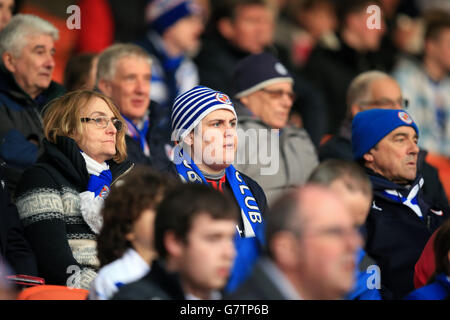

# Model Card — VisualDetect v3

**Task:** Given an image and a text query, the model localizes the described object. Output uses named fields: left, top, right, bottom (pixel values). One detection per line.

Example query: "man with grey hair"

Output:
left=0, top=14, right=65, bottom=193
left=319, top=70, right=449, bottom=211
left=96, top=43, right=172, bottom=169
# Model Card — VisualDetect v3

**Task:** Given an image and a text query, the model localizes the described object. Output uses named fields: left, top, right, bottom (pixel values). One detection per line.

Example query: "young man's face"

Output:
left=365, top=126, right=419, bottom=184
left=164, top=15, right=204, bottom=54
left=190, top=109, right=237, bottom=174
left=329, top=178, right=371, bottom=227
left=177, top=213, right=236, bottom=299
left=224, top=4, right=274, bottom=54
left=427, top=28, right=450, bottom=73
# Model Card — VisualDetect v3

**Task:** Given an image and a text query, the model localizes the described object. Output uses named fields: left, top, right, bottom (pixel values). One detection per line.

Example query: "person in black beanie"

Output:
left=352, top=108, right=449, bottom=299
left=231, top=52, right=318, bottom=206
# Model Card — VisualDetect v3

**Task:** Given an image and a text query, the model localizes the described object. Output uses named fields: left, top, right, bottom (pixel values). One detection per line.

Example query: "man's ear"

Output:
left=164, top=231, right=183, bottom=258
left=2, top=52, right=16, bottom=73
left=363, top=150, right=375, bottom=163
left=350, top=104, right=362, bottom=118
left=270, top=232, right=299, bottom=269
left=97, top=79, right=112, bottom=96
left=217, top=18, right=234, bottom=40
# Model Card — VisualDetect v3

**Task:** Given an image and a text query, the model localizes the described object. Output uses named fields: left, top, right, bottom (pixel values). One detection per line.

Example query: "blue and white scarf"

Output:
left=123, top=114, right=150, bottom=157
left=174, top=146, right=264, bottom=241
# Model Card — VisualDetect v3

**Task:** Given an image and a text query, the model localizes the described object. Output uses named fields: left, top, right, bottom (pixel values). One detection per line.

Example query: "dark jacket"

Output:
left=124, top=101, right=173, bottom=171
left=166, top=162, right=267, bottom=293
left=14, top=136, right=133, bottom=289
left=0, top=66, right=65, bottom=193
left=319, top=121, right=450, bottom=212
left=0, top=160, right=38, bottom=276
left=194, top=34, right=328, bottom=147
left=302, top=36, right=390, bottom=134
left=112, top=259, right=185, bottom=300
left=365, top=169, right=448, bottom=299
left=225, top=258, right=293, bottom=300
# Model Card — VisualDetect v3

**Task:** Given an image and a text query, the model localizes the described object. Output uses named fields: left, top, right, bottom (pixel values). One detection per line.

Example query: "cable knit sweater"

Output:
left=14, top=136, right=133, bottom=289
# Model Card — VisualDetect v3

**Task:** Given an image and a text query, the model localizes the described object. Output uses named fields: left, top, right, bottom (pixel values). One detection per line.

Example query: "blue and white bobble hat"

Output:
left=171, top=86, right=237, bottom=142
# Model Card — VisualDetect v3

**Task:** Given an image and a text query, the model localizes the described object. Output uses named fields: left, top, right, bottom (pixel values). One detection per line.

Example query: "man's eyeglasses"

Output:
left=260, top=88, right=296, bottom=101
left=81, top=116, right=123, bottom=131
left=359, top=98, right=409, bottom=109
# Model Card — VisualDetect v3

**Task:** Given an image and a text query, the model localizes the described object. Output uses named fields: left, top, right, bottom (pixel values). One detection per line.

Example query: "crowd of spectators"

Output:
left=0, top=0, right=449, bottom=301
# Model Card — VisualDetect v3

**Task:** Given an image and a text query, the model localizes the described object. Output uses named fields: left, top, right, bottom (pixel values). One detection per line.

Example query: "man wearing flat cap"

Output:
left=352, top=108, right=449, bottom=299
left=232, top=52, right=318, bottom=206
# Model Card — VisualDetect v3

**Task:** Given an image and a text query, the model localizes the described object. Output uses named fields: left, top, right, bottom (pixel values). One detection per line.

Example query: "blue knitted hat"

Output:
left=171, top=86, right=237, bottom=142
left=352, top=109, right=419, bottom=160
left=145, top=0, right=201, bottom=35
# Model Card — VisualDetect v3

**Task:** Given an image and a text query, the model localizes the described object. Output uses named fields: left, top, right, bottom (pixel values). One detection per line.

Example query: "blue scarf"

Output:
left=122, top=114, right=150, bottom=157
left=174, top=146, right=265, bottom=292
left=174, top=146, right=265, bottom=241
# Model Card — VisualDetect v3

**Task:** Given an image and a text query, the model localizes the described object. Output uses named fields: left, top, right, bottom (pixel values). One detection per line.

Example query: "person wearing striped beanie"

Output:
left=170, top=85, right=267, bottom=294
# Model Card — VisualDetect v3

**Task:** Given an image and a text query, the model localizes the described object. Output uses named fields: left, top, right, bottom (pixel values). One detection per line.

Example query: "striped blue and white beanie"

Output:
left=171, top=86, right=237, bottom=142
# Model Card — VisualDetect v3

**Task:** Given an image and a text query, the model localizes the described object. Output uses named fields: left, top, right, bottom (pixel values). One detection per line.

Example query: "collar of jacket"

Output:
left=145, top=259, right=186, bottom=299
left=40, top=136, right=133, bottom=190
left=0, top=65, right=65, bottom=112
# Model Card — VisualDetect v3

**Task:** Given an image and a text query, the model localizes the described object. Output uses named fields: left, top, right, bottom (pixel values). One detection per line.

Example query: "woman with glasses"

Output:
left=14, top=90, right=133, bottom=290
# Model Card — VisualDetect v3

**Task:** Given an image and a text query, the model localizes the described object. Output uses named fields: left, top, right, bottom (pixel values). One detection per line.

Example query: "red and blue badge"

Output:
left=215, top=92, right=232, bottom=105
left=398, top=111, right=413, bottom=124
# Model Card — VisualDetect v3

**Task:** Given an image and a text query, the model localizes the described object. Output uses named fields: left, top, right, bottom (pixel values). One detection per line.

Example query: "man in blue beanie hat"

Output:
left=352, top=108, right=449, bottom=299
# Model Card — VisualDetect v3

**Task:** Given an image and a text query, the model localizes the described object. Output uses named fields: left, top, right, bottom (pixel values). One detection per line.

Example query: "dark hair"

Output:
left=212, top=0, right=268, bottom=24
left=336, top=0, right=382, bottom=30
left=97, top=166, right=178, bottom=267
left=308, top=159, right=372, bottom=196
left=424, top=10, right=450, bottom=41
left=433, top=219, right=450, bottom=277
left=264, top=190, right=301, bottom=258
left=154, top=184, right=239, bottom=259
left=63, top=53, right=97, bottom=92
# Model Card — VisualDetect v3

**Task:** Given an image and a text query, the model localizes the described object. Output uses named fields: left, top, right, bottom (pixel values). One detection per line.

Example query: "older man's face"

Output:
left=241, top=82, right=294, bottom=129
left=100, top=56, right=151, bottom=122
left=365, top=126, right=419, bottom=184
left=6, top=33, right=55, bottom=99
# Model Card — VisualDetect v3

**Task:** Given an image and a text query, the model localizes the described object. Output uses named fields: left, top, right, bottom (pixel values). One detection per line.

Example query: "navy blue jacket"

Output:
left=365, top=169, right=448, bottom=298
left=124, top=101, right=173, bottom=171
left=0, top=66, right=65, bottom=193
left=0, top=160, right=38, bottom=276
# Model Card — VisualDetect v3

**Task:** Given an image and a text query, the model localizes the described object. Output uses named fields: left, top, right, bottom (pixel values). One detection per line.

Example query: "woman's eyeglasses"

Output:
left=81, top=116, right=123, bottom=131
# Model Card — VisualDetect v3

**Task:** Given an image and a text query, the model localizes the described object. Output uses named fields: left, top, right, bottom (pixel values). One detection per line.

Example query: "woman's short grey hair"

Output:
left=0, top=14, right=59, bottom=63
left=346, top=70, right=393, bottom=110
left=96, top=43, right=152, bottom=83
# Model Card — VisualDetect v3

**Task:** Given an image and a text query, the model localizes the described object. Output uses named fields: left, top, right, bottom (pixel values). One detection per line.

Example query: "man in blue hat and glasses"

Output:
left=352, top=109, right=449, bottom=299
